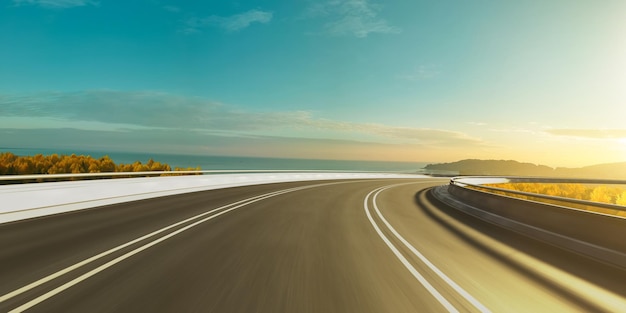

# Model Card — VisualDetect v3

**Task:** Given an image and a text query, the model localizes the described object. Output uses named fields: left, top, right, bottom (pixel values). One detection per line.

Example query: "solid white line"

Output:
left=372, top=185, right=492, bottom=313
left=10, top=182, right=339, bottom=312
left=364, top=186, right=459, bottom=313
left=0, top=189, right=285, bottom=303
left=3, top=182, right=335, bottom=310
left=9, top=200, right=263, bottom=311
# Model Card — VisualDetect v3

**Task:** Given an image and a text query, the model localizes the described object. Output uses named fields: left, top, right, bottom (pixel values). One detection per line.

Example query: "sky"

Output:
left=1, top=0, right=625, bottom=167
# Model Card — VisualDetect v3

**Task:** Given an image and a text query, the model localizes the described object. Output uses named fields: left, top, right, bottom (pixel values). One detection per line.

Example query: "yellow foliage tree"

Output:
left=0, top=152, right=197, bottom=179
left=487, top=183, right=626, bottom=206
left=616, top=191, right=626, bottom=206
left=589, top=186, right=612, bottom=204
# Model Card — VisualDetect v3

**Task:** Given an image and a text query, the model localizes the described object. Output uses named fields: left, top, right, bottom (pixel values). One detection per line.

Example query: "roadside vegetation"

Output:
left=484, top=183, right=626, bottom=206
left=476, top=183, right=626, bottom=217
left=0, top=152, right=201, bottom=179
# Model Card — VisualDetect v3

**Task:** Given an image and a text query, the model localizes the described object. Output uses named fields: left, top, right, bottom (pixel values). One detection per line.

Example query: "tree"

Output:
left=0, top=152, right=196, bottom=178
left=616, top=191, right=626, bottom=206
left=99, top=156, right=116, bottom=172
left=589, top=186, right=619, bottom=204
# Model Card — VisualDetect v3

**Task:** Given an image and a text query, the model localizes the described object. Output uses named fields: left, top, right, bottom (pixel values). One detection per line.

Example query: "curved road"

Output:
left=1, top=178, right=625, bottom=312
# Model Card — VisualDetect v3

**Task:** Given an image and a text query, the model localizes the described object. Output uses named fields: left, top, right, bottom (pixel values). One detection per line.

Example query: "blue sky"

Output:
left=1, top=0, right=625, bottom=167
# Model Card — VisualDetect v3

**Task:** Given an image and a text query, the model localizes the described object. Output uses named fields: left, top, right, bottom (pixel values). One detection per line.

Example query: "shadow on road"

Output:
left=414, top=188, right=626, bottom=311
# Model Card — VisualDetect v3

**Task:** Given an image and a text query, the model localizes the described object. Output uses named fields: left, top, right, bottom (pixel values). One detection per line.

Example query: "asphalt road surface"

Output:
left=2, top=178, right=625, bottom=312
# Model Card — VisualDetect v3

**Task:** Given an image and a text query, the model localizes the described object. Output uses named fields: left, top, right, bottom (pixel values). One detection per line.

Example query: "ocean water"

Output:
left=2, top=148, right=430, bottom=173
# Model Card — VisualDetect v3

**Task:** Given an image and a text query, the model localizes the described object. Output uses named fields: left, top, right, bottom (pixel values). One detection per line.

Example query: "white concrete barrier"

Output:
left=0, top=172, right=429, bottom=224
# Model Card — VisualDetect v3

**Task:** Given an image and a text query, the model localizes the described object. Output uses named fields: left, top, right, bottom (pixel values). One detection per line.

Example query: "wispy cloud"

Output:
left=0, top=90, right=485, bottom=149
left=185, top=9, right=273, bottom=33
left=12, top=0, right=97, bottom=8
left=368, top=126, right=484, bottom=146
left=296, top=117, right=484, bottom=147
left=399, top=65, right=441, bottom=81
left=546, top=129, right=626, bottom=139
left=306, top=0, right=400, bottom=38
left=488, top=127, right=541, bottom=135
left=0, top=127, right=470, bottom=161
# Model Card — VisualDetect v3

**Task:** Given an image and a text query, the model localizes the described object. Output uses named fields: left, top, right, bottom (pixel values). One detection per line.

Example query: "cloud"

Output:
left=399, top=65, right=441, bottom=81
left=294, top=117, right=484, bottom=147
left=488, top=127, right=538, bottom=134
left=546, top=129, right=626, bottom=139
left=12, top=0, right=97, bottom=8
left=0, top=90, right=485, bottom=150
left=372, top=126, right=484, bottom=146
left=1, top=90, right=237, bottom=131
left=306, top=0, right=400, bottom=38
left=185, top=9, right=273, bottom=33
left=0, top=127, right=466, bottom=162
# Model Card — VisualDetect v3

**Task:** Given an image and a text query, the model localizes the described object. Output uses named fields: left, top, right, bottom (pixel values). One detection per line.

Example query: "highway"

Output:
left=1, top=178, right=625, bottom=312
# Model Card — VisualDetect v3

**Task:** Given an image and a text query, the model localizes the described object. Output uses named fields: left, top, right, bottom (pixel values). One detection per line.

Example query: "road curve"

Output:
left=1, top=178, right=624, bottom=312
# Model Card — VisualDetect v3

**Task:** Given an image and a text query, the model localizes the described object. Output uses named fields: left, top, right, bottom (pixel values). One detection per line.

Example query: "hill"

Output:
left=424, top=159, right=626, bottom=179
left=554, top=162, right=626, bottom=180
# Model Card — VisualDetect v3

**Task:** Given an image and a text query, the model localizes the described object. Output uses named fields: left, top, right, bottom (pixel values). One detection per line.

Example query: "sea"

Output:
left=2, top=147, right=432, bottom=173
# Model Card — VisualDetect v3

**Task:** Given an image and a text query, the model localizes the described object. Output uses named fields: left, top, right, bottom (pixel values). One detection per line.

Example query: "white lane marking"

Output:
left=372, top=184, right=492, bottom=313
left=364, top=186, right=459, bottom=313
left=9, top=182, right=343, bottom=313
left=2, top=182, right=343, bottom=308
left=10, top=185, right=314, bottom=312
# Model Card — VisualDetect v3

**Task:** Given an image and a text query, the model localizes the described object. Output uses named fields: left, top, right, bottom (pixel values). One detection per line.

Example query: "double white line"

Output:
left=364, top=183, right=491, bottom=313
left=2, top=182, right=338, bottom=312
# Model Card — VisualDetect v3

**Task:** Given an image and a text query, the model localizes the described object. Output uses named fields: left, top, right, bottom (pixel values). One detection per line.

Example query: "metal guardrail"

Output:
left=438, top=176, right=626, bottom=269
left=0, top=170, right=417, bottom=182
left=451, top=176, right=626, bottom=211
left=0, top=170, right=202, bottom=181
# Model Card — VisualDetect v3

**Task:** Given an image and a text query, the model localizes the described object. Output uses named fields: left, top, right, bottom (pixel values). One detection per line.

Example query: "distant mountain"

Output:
left=554, top=162, right=626, bottom=180
left=423, top=159, right=626, bottom=179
